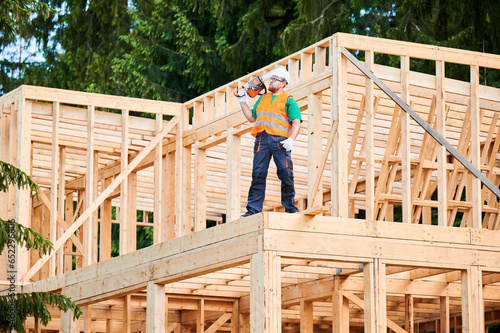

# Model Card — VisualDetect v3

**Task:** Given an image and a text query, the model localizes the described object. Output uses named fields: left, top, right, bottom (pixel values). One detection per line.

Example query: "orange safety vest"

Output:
left=251, top=92, right=293, bottom=138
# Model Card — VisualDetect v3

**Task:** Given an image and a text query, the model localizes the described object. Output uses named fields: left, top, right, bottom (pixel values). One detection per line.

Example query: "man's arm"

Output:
left=240, top=102, right=255, bottom=123
left=289, top=118, right=301, bottom=140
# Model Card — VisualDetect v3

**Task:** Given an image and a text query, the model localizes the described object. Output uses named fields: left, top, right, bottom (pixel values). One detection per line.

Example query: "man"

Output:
left=238, top=67, right=302, bottom=217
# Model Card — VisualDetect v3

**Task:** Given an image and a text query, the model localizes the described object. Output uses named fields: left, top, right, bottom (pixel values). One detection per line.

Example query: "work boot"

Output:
left=286, top=208, right=300, bottom=214
left=240, top=210, right=258, bottom=218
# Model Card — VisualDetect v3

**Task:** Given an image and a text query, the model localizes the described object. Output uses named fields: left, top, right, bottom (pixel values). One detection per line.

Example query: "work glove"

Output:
left=280, top=138, right=294, bottom=151
left=237, top=90, right=248, bottom=103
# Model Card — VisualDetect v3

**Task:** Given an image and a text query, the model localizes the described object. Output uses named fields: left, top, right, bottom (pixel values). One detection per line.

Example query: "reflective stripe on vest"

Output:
left=251, top=92, right=293, bottom=138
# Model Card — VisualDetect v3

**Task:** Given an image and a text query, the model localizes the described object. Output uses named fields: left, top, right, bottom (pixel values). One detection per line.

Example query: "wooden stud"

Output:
left=165, top=152, right=176, bottom=240
left=16, top=94, right=31, bottom=278
left=331, top=36, right=349, bottom=217
left=231, top=301, right=239, bottom=333
left=436, top=60, right=448, bottom=226
left=120, top=108, right=130, bottom=255
left=226, top=127, right=241, bottom=222
left=314, top=45, right=327, bottom=75
left=154, top=112, right=164, bottom=244
left=176, top=106, right=192, bottom=237
left=470, top=65, right=482, bottom=228
left=307, top=91, right=323, bottom=207
left=288, top=58, right=300, bottom=86
left=147, top=282, right=166, bottom=333
left=215, top=90, right=226, bottom=118
left=400, top=56, right=412, bottom=223
left=49, top=101, right=60, bottom=277
left=194, top=145, right=207, bottom=232
left=57, top=146, right=66, bottom=273
left=100, top=177, right=113, bottom=261
left=204, top=95, right=215, bottom=123
left=365, top=51, right=375, bottom=222
left=84, top=105, right=95, bottom=267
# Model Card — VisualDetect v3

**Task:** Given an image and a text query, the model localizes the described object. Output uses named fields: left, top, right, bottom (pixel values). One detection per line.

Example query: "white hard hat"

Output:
left=272, top=66, right=291, bottom=85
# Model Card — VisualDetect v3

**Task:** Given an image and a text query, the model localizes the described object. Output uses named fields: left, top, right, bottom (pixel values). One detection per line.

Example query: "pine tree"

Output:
left=0, top=160, right=83, bottom=333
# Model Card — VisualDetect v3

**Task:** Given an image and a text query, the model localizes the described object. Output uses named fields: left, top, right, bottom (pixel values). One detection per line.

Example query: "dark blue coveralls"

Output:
left=245, top=131, right=299, bottom=214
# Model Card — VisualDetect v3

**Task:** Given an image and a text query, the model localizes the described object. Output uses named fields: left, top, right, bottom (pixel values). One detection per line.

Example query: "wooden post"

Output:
left=288, top=58, right=300, bottom=86
left=61, top=309, right=79, bottom=333
left=405, top=294, right=414, bottom=333
left=154, top=112, right=164, bottom=243
left=308, top=91, right=323, bottom=207
left=226, top=127, right=241, bottom=222
left=147, top=282, right=166, bottom=333
left=301, top=51, right=313, bottom=81
left=49, top=101, right=60, bottom=277
left=461, top=266, right=484, bottom=332
left=84, top=304, right=92, bottom=333
left=364, top=259, right=386, bottom=333
left=197, top=299, right=205, bottom=333
left=470, top=65, right=481, bottom=228
left=120, top=108, right=129, bottom=255
left=127, top=171, right=137, bottom=251
left=436, top=60, right=448, bottom=226
left=250, top=250, right=281, bottom=333
left=332, top=276, right=349, bottom=332
left=231, top=301, right=239, bottom=333
left=331, top=36, right=348, bottom=217
left=64, top=191, right=74, bottom=272
left=123, top=294, right=132, bottom=333
left=300, top=299, right=313, bottom=332
left=440, top=296, right=450, bottom=333
left=314, top=45, right=327, bottom=75
left=365, top=51, right=375, bottom=222
left=401, top=56, right=412, bottom=223
left=84, top=105, right=95, bottom=266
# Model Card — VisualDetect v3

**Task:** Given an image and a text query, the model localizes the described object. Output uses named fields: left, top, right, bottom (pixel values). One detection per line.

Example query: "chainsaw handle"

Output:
left=233, top=89, right=246, bottom=98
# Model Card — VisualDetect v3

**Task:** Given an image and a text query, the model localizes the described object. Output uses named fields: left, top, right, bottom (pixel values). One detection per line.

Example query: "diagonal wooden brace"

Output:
left=22, top=116, right=179, bottom=282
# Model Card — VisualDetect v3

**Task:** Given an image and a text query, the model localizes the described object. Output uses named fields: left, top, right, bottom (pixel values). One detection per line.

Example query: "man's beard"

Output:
left=269, top=83, right=279, bottom=93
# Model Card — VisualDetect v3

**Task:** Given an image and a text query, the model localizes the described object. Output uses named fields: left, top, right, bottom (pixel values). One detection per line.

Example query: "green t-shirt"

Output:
left=251, top=94, right=302, bottom=122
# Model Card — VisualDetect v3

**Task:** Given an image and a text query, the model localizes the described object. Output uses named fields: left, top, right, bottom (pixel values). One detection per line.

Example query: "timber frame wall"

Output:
left=1, top=32, right=500, bottom=332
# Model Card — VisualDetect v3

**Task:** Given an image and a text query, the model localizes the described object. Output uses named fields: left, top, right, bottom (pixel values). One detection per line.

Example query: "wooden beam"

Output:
left=164, top=152, right=176, bottom=240
left=405, top=294, right=414, bottom=333
left=147, top=282, right=166, bottom=333
left=205, top=313, right=232, bottom=333
left=194, top=145, right=207, bottom=232
left=365, top=51, right=375, bottom=222
left=57, top=146, right=66, bottom=274
left=100, top=177, right=112, bottom=261
left=364, top=259, right=387, bottom=332
left=61, top=309, right=79, bottom=333
left=197, top=299, right=204, bottom=333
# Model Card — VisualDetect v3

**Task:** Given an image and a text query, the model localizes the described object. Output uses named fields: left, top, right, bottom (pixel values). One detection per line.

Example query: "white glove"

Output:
left=280, top=138, right=294, bottom=151
left=237, top=90, right=247, bottom=103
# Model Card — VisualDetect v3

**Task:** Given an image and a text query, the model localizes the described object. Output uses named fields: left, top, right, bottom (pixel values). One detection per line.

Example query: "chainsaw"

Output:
left=233, top=66, right=288, bottom=98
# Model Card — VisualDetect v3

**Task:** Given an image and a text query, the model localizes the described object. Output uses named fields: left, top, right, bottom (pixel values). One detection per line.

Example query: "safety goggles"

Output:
left=269, top=77, right=286, bottom=83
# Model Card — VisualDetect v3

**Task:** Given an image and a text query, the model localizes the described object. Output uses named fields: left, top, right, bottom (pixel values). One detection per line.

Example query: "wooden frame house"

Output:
left=1, top=32, right=500, bottom=332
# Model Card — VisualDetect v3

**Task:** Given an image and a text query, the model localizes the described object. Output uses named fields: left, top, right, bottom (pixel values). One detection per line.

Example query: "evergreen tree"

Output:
left=0, top=160, right=83, bottom=333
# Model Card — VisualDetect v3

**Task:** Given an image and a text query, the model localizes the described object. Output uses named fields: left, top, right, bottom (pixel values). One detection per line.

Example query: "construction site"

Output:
left=1, top=32, right=500, bottom=332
